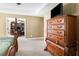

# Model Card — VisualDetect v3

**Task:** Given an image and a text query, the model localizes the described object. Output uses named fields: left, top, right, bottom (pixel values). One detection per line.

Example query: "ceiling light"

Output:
left=16, top=3, right=21, bottom=5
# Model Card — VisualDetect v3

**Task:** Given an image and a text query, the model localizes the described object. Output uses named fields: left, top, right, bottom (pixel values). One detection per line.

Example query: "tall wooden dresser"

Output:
left=45, top=15, right=77, bottom=56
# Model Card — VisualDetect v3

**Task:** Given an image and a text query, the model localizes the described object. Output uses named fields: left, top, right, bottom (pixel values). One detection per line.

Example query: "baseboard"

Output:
left=27, top=37, right=44, bottom=40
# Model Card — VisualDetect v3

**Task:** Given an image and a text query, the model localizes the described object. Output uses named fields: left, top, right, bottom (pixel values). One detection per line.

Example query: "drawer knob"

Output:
left=57, top=25, right=62, bottom=28
left=57, top=37, right=61, bottom=40
left=57, top=20, right=62, bottom=22
left=57, top=31, right=62, bottom=34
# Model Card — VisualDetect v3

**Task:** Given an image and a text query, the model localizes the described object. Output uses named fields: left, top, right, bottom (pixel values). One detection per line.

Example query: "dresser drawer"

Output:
left=47, top=34, right=58, bottom=43
left=48, top=34, right=64, bottom=42
left=48, top=30, right=64, bottom=36
left=53, top=25, right=64, bottom=29
left=57, top=39, right=65, bottom=47
left=47, top=34, right=65, bottom=46
left=46, top=40, right=64, bottom=56
left=48, top=24, right=64, bottom=30
left=48, top=17, right=64, bottom=25
left=57, top=45, right=64, bottom=56
left=47, top=41, right=58, bottom=55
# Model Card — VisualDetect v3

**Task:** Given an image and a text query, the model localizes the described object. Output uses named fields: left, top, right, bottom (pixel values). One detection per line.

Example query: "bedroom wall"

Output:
left=26, top=16, right=44, bottom=38
left=0, top=14, right=6, bottom=37
left=43, top=11, right=51, bottom=39
left=0, top=13, right=44, bottom=38
left=63, top=3, right=79, bottom=55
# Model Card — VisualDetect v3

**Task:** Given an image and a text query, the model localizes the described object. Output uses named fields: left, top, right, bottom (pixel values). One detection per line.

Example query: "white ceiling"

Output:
left=0, top=3, right=58, bottom=16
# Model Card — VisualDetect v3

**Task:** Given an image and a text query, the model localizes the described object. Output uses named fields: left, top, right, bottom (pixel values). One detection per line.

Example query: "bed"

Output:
left=0, top=32, right=18, bottom=56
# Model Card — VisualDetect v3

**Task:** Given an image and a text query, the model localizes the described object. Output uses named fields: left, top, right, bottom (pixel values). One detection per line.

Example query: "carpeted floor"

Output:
left=15, top=37, right=51, bottom=56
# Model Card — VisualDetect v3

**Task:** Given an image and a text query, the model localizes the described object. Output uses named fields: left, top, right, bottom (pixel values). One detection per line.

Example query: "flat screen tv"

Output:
left=51, top=3, right=63, bottom=18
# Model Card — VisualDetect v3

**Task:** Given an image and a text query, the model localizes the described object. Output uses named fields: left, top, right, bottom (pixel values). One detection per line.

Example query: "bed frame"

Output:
left=6, top=31, right=18, bottom=56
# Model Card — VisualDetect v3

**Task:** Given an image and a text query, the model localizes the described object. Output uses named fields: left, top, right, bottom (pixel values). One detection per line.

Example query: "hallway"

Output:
left=15, top=37, right=51, bottom=56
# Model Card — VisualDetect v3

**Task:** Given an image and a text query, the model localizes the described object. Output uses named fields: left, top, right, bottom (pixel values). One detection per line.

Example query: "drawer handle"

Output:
left=57, top=20, right=62, bottom=22
left=57, top=37, right=61, bottom=40
left=57, top=31, right=62, bottom=34
left=57, top=25, right=62, bottom=28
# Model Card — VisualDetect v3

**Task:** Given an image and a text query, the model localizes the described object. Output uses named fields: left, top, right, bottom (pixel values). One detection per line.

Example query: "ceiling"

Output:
left=0, top=3, right=58, bottom=16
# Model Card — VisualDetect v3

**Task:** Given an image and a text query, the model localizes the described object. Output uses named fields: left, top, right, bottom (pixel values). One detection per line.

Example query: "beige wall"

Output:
left=0, top=14, right=6, bottom=37
left=26, top=16, right=44, bottom=38
left=63, top=3, right=79, bottom=55
left=0, top=13, right=44, bottom=38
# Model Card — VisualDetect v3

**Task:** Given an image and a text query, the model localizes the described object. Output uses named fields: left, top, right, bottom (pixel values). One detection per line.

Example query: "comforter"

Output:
left=0, top=37, right=15, bottom=56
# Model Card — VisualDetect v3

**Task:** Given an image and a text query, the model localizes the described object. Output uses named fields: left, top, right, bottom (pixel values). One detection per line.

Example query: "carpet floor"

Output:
left=15, top=37, right=51, bottom=56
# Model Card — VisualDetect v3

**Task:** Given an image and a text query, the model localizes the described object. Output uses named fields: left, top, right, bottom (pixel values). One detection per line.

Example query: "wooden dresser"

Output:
left=45, top=15, right=77, bottom=56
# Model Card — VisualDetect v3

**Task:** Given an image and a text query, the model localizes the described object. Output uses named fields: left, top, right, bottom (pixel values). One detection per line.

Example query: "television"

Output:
left=51, top=3, right=63, bottom=18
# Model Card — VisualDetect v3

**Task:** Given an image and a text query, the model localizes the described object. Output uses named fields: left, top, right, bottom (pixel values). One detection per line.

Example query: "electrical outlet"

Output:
left=30, top=35, right=32, bottom=37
